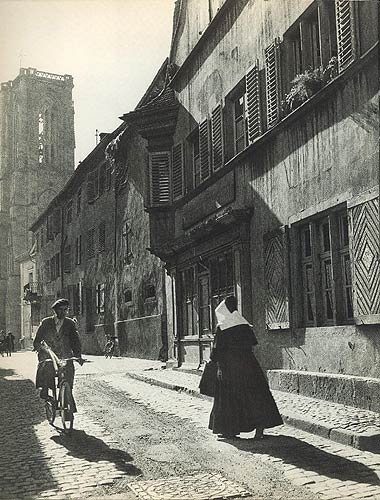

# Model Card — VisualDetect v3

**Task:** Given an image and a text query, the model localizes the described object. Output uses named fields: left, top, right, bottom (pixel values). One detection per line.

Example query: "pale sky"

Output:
left=0, top=0, right=174, bottom=163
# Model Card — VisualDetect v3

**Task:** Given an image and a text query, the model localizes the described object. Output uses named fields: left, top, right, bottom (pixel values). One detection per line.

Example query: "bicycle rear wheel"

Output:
left=59, top=382, right=74, bottom=432
left=45, top=396, right=56, bottom=424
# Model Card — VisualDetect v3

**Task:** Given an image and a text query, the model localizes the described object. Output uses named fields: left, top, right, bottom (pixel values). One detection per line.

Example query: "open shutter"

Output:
left=149, top=152, right=171, bottom=206
left=264, top=226, right=290, bottom=329
left=265, top=39, right=281, bottom=128
left=172, top=143, right=184, bottom=200
left=336, top=0, right=356, bottom=73
left=246, top=63, right=262, bottom=143
left=349, top=192, right=380, bottom=324
left=211, top=104, right=224, bottom=171
left=199, top=119, right=211, bottom=182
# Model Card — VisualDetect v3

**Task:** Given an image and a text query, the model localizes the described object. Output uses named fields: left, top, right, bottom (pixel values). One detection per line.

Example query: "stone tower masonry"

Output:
left=0, top=67, right=75, bottom=338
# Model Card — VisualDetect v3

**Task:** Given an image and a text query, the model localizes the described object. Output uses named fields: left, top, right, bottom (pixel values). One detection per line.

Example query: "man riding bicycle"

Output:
left=33, top=298, right=83, bottom=411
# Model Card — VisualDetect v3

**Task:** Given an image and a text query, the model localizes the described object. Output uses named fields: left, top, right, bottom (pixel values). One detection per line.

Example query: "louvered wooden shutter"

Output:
left=199, top=119, right=211, bottom=181
left=211, top=104, right=224, bottom=171
left=149, top=152, right=171, bottom=206
left=336, top=0, right=356, bottom=73
left=264, top=227, right=290, bottom=329
left=172, top=143, right=184, bottom=200
left=265, top=39, right=281, bottom=129
left=349, top=193, right=380, bottom=324
left=246, top=64, right=262, bottom=143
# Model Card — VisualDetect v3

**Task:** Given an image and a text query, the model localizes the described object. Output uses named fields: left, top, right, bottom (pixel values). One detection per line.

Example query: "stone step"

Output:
left=124, top=368, right=380, bottom=453
left=267, top=369, right=380, bottom=412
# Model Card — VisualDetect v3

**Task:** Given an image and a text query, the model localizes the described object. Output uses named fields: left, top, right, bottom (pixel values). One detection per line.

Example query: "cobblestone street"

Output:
left=1, top=352, right=380, bottom=500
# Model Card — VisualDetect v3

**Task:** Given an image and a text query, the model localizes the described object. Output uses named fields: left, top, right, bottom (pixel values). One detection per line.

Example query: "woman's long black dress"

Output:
left=209, top=324, right=283, bottom=436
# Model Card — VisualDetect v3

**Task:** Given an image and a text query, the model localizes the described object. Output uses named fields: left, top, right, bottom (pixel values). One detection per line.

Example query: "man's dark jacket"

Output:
left=34, top=316, right=81, bottom=390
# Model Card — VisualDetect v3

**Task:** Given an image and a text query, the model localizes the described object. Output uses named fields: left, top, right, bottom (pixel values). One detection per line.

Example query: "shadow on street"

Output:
left=0, top=367, right=59, bottom=499
left=51, top=429, right=142, bottom=476
left=227, top=434, right=380, bottom=486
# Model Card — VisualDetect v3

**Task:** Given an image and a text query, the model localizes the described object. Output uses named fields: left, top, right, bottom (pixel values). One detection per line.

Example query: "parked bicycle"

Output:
left=39, top=340, right=86, bottom=432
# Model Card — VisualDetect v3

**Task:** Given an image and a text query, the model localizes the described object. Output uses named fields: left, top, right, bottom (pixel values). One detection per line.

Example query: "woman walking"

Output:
left=209, top=295, right=283, bottom=439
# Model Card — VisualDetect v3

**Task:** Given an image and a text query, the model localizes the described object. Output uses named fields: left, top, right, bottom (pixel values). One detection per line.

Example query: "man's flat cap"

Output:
left=51, top=298, right=69, bottom=309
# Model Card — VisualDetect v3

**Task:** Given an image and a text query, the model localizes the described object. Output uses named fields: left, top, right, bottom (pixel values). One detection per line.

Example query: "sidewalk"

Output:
left=95, top=357, right=380, bottom=453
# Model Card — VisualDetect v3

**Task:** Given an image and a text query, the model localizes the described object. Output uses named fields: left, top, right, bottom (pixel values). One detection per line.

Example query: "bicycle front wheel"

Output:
left=45, top=396, right=56, bottom=425
left=59, top=382, right=74, bottom=432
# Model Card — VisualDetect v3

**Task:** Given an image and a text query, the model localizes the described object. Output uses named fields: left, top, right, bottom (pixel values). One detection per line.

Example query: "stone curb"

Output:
left=124, top=371, right=380, bottom=453
left=125, top=371, right=212, bottom=402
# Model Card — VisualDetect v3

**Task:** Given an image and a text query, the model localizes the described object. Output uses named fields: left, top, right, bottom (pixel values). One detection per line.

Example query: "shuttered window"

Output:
left=172, top=143, right=184, bottom=200
left=199, top=119, right=211, bottom=182
left=149, top=152, right=171, bottom=206
left=98, top=221, right=106, bottom=252
left=264, top=228, right=290, bottom=329
left=246, top=64, right=262, bottom=143
left=211, top=104, right=224, bottom=171
left=336, top=0, right=356, bottom=72
left=349, top=194, right=380, bottom=324
left=265, top=39, right=281, bottom=128
left=87, top=228, right=95, bottom=258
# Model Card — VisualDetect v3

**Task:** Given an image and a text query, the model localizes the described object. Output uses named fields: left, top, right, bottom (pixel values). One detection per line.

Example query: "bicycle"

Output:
left=104, top=340, right=115, bottom=359
left=39, top=341, right=85, bottom=432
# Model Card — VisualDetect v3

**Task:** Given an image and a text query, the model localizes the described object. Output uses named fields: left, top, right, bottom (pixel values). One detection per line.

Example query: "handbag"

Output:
left=199, top=360, right=217, bottom=397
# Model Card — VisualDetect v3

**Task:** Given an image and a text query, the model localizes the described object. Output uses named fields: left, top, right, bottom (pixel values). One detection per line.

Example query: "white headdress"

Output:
left=215, top=299, right=250, bottom=331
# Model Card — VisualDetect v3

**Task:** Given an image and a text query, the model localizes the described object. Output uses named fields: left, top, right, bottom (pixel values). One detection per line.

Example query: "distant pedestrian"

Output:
left=7, top=332, right=15, bottom=352
left=208, top=295, right=283, bottom=439
left=0, top=330, right=5, bottom=356
left=5, top=333, right=12, bottom=356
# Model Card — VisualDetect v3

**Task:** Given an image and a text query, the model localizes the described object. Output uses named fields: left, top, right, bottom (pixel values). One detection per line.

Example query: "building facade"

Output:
left=30, top=103, right=168, bottom=359
left=127, top=0, right=379, bottom=376
left=0, top=67, right=75, bottom=343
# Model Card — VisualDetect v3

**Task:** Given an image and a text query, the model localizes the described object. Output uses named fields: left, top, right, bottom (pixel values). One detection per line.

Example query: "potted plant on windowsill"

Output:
left=282, top=57, right=338, bottom=115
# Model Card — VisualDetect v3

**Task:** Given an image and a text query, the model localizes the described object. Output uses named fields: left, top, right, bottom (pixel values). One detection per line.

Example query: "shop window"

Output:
left=209, top=252, right=234, bottom=329
left=180, top=266, right=199, bottom=337
left=297, top=209, right=353, bottom=326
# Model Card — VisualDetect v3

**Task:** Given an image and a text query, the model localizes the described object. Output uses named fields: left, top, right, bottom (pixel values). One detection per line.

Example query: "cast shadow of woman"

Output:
left=229, top=433, right=380, bottom=486
left=51, top=429, right=142, bottom=476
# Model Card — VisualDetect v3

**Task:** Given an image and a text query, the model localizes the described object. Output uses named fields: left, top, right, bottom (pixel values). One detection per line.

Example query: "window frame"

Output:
left=295, top=207, right=354, bottom=328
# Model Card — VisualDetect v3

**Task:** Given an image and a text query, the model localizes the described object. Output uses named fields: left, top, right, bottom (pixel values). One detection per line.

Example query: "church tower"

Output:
left=0, top=67, right=75, bottom=337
